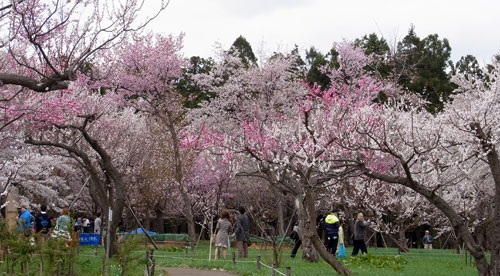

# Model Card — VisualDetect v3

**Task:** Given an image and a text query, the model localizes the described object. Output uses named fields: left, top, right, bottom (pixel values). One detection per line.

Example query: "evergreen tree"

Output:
left=396, top=26, right=456, bottom=113
left=177, top=56, right=215, bottom=108
left=305, top=47, right=330, bottom=88
left=355, top=33, right=391, bottom=78
left=229, top=35, right=257, bottom=67
left=450, top=54, right=483, bottom=81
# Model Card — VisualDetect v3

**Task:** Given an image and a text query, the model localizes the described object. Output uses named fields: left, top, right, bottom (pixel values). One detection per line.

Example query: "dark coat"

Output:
left=353, top=220, right=370, bottom=241
left=235, top=214, right=250, bottom=241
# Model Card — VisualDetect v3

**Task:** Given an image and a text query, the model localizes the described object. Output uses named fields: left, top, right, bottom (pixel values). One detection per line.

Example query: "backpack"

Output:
left=39, top=214, right=49, bottom=228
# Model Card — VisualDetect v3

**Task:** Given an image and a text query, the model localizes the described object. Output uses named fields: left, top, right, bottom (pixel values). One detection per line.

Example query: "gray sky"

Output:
left=147, top=0, right=500, bottom=63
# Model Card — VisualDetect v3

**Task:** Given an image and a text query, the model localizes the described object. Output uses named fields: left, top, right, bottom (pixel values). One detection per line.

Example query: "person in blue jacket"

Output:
left=324, top=209, right=340, bottom=255
left=16, top=205, right=32, bottom=234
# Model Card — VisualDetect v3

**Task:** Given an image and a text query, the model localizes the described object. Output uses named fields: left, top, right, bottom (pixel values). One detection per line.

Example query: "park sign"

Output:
left=79, top=233, right=100, bottom=246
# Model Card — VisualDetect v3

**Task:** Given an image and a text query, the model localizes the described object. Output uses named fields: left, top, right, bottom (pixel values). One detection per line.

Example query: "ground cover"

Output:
left=2, top=243, right=479, bottom=275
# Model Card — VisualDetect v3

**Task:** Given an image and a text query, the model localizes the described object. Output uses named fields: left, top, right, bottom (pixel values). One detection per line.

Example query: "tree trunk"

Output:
left=362, top=165, right=492, bottom=276
left=187, top=214, right=197, bottom=250
left=399, top=229, right=409, bottom=252
left=295, top=196, right=318, bottom=262
left=164, top=110, right=197, bottom=249
left=387, top=232, right=409, bottom=253
left=277, top=195, right=285, bottom=237
left=303, top=188, right=352, bottom=275
left=490, top=217, right=500, bottom=276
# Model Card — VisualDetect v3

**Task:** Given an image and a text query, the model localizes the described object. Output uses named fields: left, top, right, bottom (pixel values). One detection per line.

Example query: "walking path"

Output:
left=161, top=267, right=238, bottom=276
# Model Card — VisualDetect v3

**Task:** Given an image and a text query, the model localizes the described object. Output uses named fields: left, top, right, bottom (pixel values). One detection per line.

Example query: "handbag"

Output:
left=247, top=240, right=252, bottom=247
left=337, top=244, right=346, bottom=258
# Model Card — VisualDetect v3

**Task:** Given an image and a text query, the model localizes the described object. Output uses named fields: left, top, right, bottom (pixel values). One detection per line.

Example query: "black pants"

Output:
left=325, top=234, right=339, bottom=255
left=352, top=239, right=367, bottom=256
left=291, top=239, right=302, bottom=258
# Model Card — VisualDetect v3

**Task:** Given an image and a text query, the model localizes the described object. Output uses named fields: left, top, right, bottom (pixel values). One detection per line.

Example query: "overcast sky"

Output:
left=146, top=0, right=500, bottom=64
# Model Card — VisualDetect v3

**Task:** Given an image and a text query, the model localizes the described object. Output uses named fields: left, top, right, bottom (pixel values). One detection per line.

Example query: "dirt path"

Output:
left=161, top=267, right=238, bottom=276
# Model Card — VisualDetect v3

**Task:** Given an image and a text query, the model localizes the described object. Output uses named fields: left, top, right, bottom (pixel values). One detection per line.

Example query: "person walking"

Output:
left=336, top=220, right=346, bottom=257
left=74, top=217, right=82, bottom=232
left=351, top=213, right=370, bottom=257
left=214, top=210, right=232, bottom=260
left=82, top=217, right=90, bottom=233
left=35, top=204, right=53, bottom=240
left=16, top=205, right=31, bottom=235
left=324, top=210, right=340, bottom=255
left=422, top=230, right=433, bottom=250
left=54, top=208, right=71, bottom=239
left=232, top=207, right=250, bottom=258
left=290, top=224, right=302, bottom=258
left=94, top=213, right=102, bottom=234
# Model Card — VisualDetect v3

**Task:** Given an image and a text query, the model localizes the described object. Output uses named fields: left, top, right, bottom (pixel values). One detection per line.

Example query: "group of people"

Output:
left=213, top=207, right=250, bottom=260
left=290, top=211, right=435, bottom=258
left=290, top=211, right=372, bottom=258
left=74, top=215, right=102, bottom=234
left=15, top=204, right=102, bottom=240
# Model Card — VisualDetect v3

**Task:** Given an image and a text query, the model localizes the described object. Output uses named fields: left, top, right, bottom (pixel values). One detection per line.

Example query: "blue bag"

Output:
left=337, top=244, right=346, bottom=258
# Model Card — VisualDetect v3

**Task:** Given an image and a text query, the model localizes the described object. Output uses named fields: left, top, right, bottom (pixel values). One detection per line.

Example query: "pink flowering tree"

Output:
left=339, top=61, right=500, bottom=275
left=188, top=43, right=394, bottom=275
left=20, top=82, right=150, bottom=255
left=103, top=33, right=212, bottom=247
left=0, top=0, right=168, bottom=92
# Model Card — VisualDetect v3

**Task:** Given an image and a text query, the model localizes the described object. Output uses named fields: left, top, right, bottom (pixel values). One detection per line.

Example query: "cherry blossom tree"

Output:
left=187, top=43, right=391, bottom=275
left=341, top=62, right=500, bottom=275
left=19, top=82, right=151, bottom=255
left=103, top=33, right=208, bottom=246
left=0, top=0, right=168, bottom=92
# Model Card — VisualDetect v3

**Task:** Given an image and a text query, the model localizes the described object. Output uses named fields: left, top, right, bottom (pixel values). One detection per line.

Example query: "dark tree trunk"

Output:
left=164, top=110, right=197, bottom=249
left=303, top=188, right=352, bottom=275
left=295, top=196, right=319, bottom=262
left=387, top=231, right=409, bottom=253
left=361, top=164, right=492, bottom=276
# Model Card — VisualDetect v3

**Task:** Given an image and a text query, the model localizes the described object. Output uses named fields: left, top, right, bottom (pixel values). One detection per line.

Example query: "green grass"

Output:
left=5, top=243, right=478, bottom=275
left=146, top=243, right=478, bottom=276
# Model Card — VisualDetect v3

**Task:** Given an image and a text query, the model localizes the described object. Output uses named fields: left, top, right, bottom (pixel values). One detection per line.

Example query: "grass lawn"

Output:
left=150, top=243, right=478, bottom=276
left=11, top=243, right=477, bottom=275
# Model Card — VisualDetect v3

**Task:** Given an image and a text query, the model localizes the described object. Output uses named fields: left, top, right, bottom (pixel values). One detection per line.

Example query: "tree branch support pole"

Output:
left=209, top=214, right=214, bottom=262
left=104, top=206, right=112, bottom=276
left=126, top=199, right=158, bottom=249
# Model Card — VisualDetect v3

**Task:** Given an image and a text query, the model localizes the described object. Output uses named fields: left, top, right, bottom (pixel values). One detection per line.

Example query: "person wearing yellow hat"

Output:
left=324, top=209, right=340, bottom=255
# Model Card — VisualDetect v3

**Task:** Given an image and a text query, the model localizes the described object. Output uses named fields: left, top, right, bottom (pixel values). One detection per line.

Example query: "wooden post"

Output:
left=185, top=246, right=188, bottom=257
left=271, top=264, right=276, bottom=276
left=286, top=267, right=291, bottom=276
left=39, top=255, right=43, bottom=276
left=464, top=249, right=468, bottom=265
left=94, top=247, right=98, bottom=256
left=150, top=249, right=155, bottom=276
left=232, top=252, right=236, bottom=264
left=151, top=258, right=155, bottom=276
left=145, top=251, right=150, bottom=275
left=256, top=256, right=261, bottom=270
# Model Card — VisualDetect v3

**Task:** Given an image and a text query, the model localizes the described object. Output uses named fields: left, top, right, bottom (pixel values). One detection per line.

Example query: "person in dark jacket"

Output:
left=352, top=213, right=371, bottom=256
left=35, top=205, right=53, bottom=234
left=422, top=230, right=433, bottom=250
left=324, top=210, right=340, bottom=255
left=290, top=224, right=302, bottom=258
left=232, top=207, right=250, bottom=258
